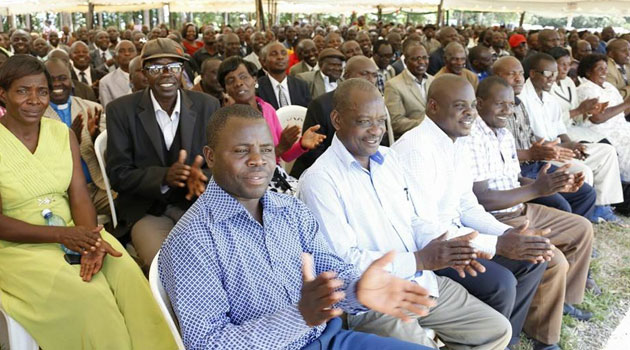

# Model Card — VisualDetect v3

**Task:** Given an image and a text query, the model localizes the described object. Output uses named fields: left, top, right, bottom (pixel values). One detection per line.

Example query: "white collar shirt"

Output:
left=150, top=89, right=181, bottom=151
left=298, top=135, right=440, bottom=297
left=73, top=64, right=92, bottom=86
left=151, top=89, right=182, bottom=194
left=405, top=69, right=428, bottom=103
left=320, top=71, right=337, bottom=92
left=268, top=74, right=292, bottom=107
left=519, top=79, right=567, bottom=141
left=393, top=118, right=509, bottom=255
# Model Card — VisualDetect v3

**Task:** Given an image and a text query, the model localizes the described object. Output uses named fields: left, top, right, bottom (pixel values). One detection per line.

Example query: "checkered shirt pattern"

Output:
left=159, top=180, right=365, bottom=350
left=504, top=98, right=536, bottom=152
left=468, top=118, right=524, bottom=214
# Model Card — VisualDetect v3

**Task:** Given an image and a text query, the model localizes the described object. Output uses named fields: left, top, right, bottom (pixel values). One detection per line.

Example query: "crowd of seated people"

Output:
left=1, top=18, right=630, bottom=350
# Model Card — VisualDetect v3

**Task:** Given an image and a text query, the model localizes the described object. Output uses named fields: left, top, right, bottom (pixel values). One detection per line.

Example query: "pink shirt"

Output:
left=257, top=97, right=307, bottom=163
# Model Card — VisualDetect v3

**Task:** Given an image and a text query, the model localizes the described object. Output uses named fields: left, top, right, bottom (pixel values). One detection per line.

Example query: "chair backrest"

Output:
left=276, top=105, right=307, bottom=130
left=149, top=251, right=186, bottom=349
left=93, top=131, right=118, bottom=228
left=275, top=106, right=308, bottom=173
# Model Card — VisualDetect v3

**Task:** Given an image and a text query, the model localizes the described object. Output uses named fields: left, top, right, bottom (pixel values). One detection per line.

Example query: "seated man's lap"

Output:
left=306, top=317, right=432, bottom=350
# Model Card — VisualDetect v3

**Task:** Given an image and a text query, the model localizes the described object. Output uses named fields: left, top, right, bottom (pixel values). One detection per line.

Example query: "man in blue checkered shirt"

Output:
left=158, top=104, right=435, bottom=350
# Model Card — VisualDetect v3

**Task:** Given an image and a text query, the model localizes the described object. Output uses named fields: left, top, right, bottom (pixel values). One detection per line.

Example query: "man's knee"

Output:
left=549, top=250, right=570, bottom=275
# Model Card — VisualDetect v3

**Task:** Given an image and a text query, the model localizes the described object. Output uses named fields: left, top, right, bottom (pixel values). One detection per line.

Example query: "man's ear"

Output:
left=426, top=98, right=437, bottom=115
left=203, top=145, right=215, bottom=169
left=330, top=109, right=342, bottom=131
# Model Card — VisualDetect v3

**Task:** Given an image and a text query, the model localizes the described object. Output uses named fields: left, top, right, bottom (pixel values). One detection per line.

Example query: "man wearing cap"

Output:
left=105, top=38, right=221, bottom=272
left=297, top=48, right=345, bottom=99
left=509, top=34, right=529, bottom=62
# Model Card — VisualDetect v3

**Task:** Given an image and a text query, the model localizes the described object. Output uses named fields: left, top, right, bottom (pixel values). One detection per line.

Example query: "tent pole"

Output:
left=436, top=0, right=444, bottom=27
left=86, top=2, right=94, bottom=30
left=256, top=0, right=266, bottom=31
left=519, top=12, right=525, bottom=27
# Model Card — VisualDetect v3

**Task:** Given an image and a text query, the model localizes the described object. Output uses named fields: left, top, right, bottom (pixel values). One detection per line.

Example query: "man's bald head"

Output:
left=437, top=26, right=459, bottom=46
left=538, top=29, right=561, bottom=52
left=343, top=55, right=378, bottom=85
left=426, top=74, right=477, bottom=140
left=574, top=40, right=592, bottom=61
left=48, top=48, right=70, bottom=63
left=492, top=56, right=525, bottom=94
left=45, top=57, right=71, bottom=76
left=333, top=78, right=381, bottom=115
left=607, top=39, right=630, bottom=66
left=444, top=42, right=467, bottom=75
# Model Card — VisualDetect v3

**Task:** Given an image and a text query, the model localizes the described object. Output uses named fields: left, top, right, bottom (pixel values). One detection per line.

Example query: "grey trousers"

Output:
left=131, top=205, right=185, bottom=273
left=347, top=276, right=511, bottom=350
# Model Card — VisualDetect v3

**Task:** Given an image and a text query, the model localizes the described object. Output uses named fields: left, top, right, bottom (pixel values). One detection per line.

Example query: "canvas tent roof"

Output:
left=2, top=0, right=629, bottom=17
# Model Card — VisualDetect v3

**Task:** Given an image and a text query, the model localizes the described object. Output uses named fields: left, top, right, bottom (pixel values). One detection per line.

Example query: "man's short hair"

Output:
left=476, top=75, right=511, bottom=100
left=468, top=45, right=489, bottom=64
left=201, top=57, right=222, bottom=73
left=373, top=39, right=391, bottom=55
left=206, top=105, right=264, bottom=148
left=526, top=52, right=556, bottom=73
left=333, top=78, right=380, bottom=113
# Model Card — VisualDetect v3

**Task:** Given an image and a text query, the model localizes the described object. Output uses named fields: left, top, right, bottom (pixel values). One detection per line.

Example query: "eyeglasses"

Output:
left=536, top=70, right=558, bottom=79
left=144, top=62, right=184, bottom=76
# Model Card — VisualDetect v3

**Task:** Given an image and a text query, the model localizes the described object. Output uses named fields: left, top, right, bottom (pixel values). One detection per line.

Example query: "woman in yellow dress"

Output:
left=0, top=56, right=178, bottom=349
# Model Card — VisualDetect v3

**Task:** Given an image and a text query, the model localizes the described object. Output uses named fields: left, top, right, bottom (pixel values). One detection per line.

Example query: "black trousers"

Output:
left=436, top=256, right=547, bottom=345
left=521, top=161, right=597, bottom=219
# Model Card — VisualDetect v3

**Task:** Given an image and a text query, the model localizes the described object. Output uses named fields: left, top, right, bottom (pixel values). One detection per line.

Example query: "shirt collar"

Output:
left=150, top=89, right=181, bottom=118
left=202, top=179, right=293, bottom=223
left=320, top=71, right=337, bottom=84
left=268, top=74, right=288, bottom=88
left=50, top=97, right=71, bottom=111
left=329, top=134, right=387, bottom=172
left=405, top=69, right=427, bottom=84
left=474, top=115, right=509, bottom=140
left=522, top=78, right=549, bottom=105
left=117, top=67, right=129, bottom=78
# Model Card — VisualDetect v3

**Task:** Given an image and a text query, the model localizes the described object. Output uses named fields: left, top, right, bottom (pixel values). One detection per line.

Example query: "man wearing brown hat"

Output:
left=297, top=48, right=345, bottom=99
left=105, top=38, right=221, bottom=272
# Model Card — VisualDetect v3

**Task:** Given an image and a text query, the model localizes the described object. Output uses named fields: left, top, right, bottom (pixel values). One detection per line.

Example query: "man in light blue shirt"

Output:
left=298, top=79, right=511, bottom=350
left=159, top=104, right=435, bottom=350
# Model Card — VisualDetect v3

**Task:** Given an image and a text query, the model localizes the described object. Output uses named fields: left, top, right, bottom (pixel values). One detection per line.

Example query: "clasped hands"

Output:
left=298, top=252, right=435, bottom=327
left=415, top=231, right=490, bottom=279
left=57, top=225, right=122, bottom=282
left=165, top=149, right=209, bottom=200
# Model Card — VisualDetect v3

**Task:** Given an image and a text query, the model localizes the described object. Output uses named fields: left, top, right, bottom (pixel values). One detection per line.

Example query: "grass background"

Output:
left=514, top=219, right=630, bottom=350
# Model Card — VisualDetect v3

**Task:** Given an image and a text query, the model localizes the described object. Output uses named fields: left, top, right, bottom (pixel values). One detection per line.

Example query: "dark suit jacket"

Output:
left=72, top=80, right=98, bottom=102
left=289, top=91, right=334, bottom=178
left=105, top=88, right=220, bottom=237
left=392, top=58, right=405, bottom=75
left=71, top=66, right=108, bottom=84
left=90, top=49, right=115, bottom=71
left=257, top=75, right=312, bottom=110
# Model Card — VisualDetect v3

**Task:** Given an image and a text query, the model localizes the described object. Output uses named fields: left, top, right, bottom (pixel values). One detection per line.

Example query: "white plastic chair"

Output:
left=94, top=131, right=118, bottom=228
left=275, top=105, right=308, bottom=173
left=0, top=294, right=39, bottom=350
left=149, top=251, right=186, bottom=350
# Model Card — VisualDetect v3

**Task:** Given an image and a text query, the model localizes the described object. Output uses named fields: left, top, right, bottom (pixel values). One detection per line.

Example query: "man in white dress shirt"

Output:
left=298, top=78, right=511, bottom=350
left=392, top=74, right=549, bottom=349
left=519, top=52, right=624, bottom=221
left=99, top=40, right=137, bottom=108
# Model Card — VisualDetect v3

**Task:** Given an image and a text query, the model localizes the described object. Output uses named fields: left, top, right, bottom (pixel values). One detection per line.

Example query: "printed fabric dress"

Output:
left=0, top=118, right=177, bottom=350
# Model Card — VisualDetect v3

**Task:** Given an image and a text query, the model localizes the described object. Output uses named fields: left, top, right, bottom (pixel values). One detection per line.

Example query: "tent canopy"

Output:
left=2, top=0, right=629, bottom=18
